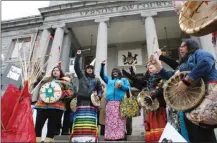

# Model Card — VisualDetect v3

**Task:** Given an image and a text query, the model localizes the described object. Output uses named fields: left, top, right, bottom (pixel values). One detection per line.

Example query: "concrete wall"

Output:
left=199, top=34, right=217, bottom=60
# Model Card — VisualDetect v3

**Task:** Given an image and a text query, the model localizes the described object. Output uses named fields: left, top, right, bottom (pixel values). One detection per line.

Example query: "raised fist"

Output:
left=77, top=50, right=81, bottom=55
left=101, top=60, right=106, bottom=65
left=147, top=55, right=162, bottom=72
left=157, top=49, right=162, bottom=56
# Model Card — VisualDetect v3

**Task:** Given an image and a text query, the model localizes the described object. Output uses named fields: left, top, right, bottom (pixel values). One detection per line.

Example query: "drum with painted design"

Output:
left=39, top=81, right=62, bottom=103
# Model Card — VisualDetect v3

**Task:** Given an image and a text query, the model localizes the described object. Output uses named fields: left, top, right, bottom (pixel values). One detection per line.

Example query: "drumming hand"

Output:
left=176, top=81, right=188, bottom=95
left=144, top=96, right=152, bottom=106
left=115, top=82, right=122, bottom=88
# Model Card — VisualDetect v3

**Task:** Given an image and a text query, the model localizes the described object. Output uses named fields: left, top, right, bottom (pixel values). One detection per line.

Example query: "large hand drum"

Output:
left=163, top=71, right=206, bottom=111
left=179, top=1, right=217, bottom=36
left=91, top=92, right=101, bottom=107
left=137, top=90, right=159, bottom=112
left=40, top=81, right=62, bottom=103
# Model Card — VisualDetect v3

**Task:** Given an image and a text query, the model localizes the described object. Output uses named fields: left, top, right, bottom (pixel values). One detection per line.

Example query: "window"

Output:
left=11, top=38, right=31, bottom=60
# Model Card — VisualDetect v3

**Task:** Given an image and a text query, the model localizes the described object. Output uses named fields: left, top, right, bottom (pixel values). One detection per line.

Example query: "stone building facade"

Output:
left=1, top=1, right=217, bottom=91
left=1, top=1, right=217, bottom=139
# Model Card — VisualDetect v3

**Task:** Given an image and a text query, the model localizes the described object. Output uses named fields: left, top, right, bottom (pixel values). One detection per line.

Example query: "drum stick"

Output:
left=145, top=46, right=166, bottom=65
left=80, top=48, right=91, bottom=52
left=151, top=37, right=156, bottom=55
left=153, top=46, right=166, bottom=54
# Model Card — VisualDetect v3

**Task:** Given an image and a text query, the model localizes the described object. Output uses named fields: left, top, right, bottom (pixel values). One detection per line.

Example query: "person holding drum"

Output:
left=70, top=50, right=102, bottom=142
left=100, top=61, right=130, bottom=141
left=34, top=66, right=73, bottom=142
left=123, top=60, right=167, bottom=142
left=153, top=39, right=217, bottom=142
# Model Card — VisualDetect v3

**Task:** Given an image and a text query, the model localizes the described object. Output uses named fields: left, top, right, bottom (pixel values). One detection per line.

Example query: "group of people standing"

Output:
left=127, top=39, right=217, bottom=143
left=32, top=49, right=131, bottom=142
left=32, top=39, right=217, bottom=143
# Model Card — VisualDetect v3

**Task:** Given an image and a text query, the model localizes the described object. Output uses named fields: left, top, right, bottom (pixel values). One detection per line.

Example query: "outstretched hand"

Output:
left=148, top=55, right=162, bottom=72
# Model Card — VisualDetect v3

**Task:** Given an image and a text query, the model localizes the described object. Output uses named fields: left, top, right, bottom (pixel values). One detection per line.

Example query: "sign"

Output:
left=118, top=49, right=143, bottom=66
left=69, top=58, right=75, bottom=73
left=159, top=123, right=187, bottom=143
left=80, top=1, right=172, bottom=16
left=1, top=64, right=23, bottom=93
left=7, top=66, right=22, bottom=81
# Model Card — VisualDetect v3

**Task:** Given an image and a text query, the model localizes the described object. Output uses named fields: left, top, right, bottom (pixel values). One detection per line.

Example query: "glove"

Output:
left=144, top=96, right=152, bottom=106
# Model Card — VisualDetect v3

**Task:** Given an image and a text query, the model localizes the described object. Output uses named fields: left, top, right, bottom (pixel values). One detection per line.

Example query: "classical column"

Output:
left=60, top=30, right=72, bottom=73
left=31, top=29, right=51, bottom=102
left=141, top=12, right=159, bottom=58
left=94, top=17, right=109, bottom=78
left=46, top=26, right=65, bottom=74
left=37, top=29, right=51, bottom=67
left=199, top=34, right=217, bottom=60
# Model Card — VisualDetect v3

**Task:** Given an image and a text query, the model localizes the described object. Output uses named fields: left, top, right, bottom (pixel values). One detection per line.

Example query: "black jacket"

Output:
left=122, top=55, right=179, bottom=90
left=159, top=55, right=179, bottom=70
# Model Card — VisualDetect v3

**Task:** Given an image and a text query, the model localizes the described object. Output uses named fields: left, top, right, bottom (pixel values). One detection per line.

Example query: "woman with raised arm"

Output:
left=70, top=50, right=102, bottom=142
left=152, top=39, right=217, bottom=143
left=100, top=60, right=130, bottom=141
left=123, top=61, right=167, bottom=142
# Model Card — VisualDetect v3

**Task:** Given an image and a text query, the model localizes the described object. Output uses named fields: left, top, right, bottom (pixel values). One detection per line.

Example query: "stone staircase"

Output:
left=54, top=109, right=145, bottom=142
left=54, top=135, right=144, bottom=142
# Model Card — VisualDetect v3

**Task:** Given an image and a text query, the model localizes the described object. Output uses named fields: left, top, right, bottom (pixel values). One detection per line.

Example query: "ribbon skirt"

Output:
left=70, top=106, right=98, bottom=142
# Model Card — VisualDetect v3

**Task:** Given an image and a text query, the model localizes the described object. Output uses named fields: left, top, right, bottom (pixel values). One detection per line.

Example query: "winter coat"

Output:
left=100, top=64, right=130, bottom=101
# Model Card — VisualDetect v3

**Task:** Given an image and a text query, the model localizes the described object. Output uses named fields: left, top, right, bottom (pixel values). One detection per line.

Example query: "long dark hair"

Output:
left=85, top=65, right=95, bottom=78
left=111, top=68, right=122, bottom=79
left=179, top=39, right=200, bottom=64
left=51, top=66, right=64, bottom=79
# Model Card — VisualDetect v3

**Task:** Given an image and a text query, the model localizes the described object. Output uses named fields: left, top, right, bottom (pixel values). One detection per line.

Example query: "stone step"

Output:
left=54, top=135, right=144, bottom=142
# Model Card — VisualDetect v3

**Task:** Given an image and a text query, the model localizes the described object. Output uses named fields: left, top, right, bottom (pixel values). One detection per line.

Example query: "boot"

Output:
left=36, top=137, right=41, bottom=143
left=44, top=137, right=54, bottom=142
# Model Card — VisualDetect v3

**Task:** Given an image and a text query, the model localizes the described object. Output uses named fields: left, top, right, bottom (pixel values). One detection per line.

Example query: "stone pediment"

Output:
left=1, top=1, right=174, bottom=31
left=39, top=1, right=173, bottom=19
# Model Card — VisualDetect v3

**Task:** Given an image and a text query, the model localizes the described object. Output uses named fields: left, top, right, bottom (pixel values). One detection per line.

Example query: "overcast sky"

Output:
left=2, top=1, right=50, bottom=21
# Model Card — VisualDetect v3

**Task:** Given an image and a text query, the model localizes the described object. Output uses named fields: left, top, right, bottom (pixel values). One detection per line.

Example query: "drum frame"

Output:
left=163, top=71, right=206, bottom=111
left=179, top=1, right=217, bottom=36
